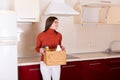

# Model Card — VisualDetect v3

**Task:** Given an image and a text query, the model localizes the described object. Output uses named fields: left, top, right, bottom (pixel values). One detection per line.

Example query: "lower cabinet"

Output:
left=108, top=58, right=120, bottom=80
left=79, top=59, right=109, bottom=80
left=18, top=64, right=42, bottom=80
left=60, top=61, right=81, bottom=80
left=79, top=58, right=120, bottom=80
left=18, top=62, right=81, bottom=80
left=60, top=59, right=110, bottom=80
left=18, top=58, right=120, bottom=80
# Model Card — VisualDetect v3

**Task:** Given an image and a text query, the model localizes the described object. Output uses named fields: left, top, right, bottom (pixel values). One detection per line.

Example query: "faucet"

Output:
left=107, top=40, right=120, bottom=53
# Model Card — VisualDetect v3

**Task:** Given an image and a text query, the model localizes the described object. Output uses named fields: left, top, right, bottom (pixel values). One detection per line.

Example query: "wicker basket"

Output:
left=44, top=50, right=66, bottom=66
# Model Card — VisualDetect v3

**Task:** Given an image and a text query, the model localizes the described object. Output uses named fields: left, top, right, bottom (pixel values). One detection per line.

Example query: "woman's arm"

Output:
left=59, top=33, right=65, bottom=51
left=35, top=34, right=46, bottom=55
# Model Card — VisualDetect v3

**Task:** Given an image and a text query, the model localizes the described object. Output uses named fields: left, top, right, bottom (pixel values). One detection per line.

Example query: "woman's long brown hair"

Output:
left=44, top=16, right=58, bottom=32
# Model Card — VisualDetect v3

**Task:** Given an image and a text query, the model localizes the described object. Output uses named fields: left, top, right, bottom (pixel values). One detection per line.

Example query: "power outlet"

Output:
left=88, top=43, right=96, bottom=49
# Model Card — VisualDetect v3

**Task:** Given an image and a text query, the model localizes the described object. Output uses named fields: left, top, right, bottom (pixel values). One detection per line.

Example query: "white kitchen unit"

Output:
left=0, top=11, right=17, bottom=80
left=81, top=7, right=100, bottom=23
left=74, top=5, right=109, bottom=24
left=107, top=5, right=120, bottom=24
left=79, top=0, right=120, bottom=5
left=79, top=0, right=101, bottom=5
left=74, top=0, right=120, bottom=24
left=79, top=0, right=111, bottom=5
left=15, top=0, right=40, bottom=22
left=111, top=0, right=120, bottom=4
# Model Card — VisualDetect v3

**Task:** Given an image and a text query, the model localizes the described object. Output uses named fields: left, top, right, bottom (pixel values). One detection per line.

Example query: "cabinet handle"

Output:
left=89, top=63, right=102, bottom=66
left=110, top=61, right=120, bottom=63
left=111, top=67, right=120, bottom=70
left=62, top=65, right=76, bottom=68
left=29, top=68, right=40, bottom=71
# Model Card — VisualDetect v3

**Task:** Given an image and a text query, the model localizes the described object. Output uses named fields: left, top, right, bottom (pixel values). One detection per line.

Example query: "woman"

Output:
left=35, top=16, right=64, bottom=80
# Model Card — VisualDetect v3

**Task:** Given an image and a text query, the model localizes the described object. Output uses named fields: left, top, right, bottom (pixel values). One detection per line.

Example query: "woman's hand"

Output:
left=39, top=48, right=45, bottom=55
left=61, top=46, right=65, bottom=51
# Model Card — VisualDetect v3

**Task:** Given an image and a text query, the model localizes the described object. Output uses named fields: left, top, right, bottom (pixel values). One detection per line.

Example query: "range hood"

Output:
left=44, top=0, right=79, bottom=16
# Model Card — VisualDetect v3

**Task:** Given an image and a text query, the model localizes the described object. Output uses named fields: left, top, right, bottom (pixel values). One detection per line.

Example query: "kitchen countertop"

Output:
left=18, top=52, right=120, bottom=66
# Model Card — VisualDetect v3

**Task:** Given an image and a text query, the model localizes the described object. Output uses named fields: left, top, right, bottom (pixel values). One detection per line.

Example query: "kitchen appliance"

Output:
left=45, top=0, right=79, bottom=16
left=0, top=11, right=17, bottom=80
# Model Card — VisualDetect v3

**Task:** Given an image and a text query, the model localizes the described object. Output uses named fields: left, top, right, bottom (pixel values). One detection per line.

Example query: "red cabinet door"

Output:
left=60, top=61, right=81, bottom=80
left=79, top=59, right=109, bottom=80
left=108, top=58, right=120, bottom=80
left=18, top=64, right=42, bottom=80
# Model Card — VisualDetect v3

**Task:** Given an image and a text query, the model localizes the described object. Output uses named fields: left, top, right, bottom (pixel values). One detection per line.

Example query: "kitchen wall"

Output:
left=1, top=0, right=120, bottom=57
left=18, top=16, right=120, bottom=57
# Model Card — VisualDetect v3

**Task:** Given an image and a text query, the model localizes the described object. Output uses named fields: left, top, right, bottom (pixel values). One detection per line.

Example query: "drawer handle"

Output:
left=62, top=65, right=76, bottom=68
left=29, top=68, right=40, bottom=71
left=111, top=67, right=120, bottom=70
left=110, top=61, right=120, bottom=63
left=89, top=63, right=102, bottom=66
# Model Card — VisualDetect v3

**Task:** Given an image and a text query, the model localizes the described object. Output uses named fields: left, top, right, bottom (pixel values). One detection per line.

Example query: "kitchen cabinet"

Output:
left=61, top=61, right=81, bottom=80
left=15, top=0, right=40, bottom=22
left=18, top=64, right=42, bottom=80
left=18, top=62, right=81, bottom=80
left=18, top=57, right=120, bottom=80
left=111, top=0, right=120, bottom=4
left=74, top=4, right=109, bottom=24
left=107, top=5, right=120, bottom=24
left=79, top=58, right=120, bottom=80
left=60, top=58, right=110, bottom=80
left=79, top=59, right=109, bottom=80
left=77, top=0, right=120, bottom=5
left=107, top=58, right=120, bottom=80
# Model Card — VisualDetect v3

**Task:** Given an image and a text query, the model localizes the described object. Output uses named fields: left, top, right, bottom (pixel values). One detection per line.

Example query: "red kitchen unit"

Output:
left=18, top=58, right=120, bottom=80
left=61, top=61, right=81, bottom=80
left=79, top=59, right=109, bottom=80
left=18, top=64, right=42, bottom=80
left=107, top=58, right=120, bottom=80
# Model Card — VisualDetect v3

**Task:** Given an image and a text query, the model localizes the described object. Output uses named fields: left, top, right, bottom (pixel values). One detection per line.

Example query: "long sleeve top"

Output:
left=35, top=29, right=62, bottom=61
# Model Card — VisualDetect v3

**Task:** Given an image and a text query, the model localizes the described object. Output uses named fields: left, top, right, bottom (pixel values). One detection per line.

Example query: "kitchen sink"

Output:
left=66, top=54, right=79, bottom=59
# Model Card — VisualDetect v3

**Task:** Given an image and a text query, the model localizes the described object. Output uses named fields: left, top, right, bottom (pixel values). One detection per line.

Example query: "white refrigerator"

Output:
left=0, top=11, right=18, bottom=80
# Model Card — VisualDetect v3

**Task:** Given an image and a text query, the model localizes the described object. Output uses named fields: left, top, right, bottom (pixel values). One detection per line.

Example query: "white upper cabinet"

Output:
left=74, top=4, right=109, bottom=24
left=79, top=0, right=102, bottom=5
left=107, top=5, right=120, bottom=24
left=82, top=7, right=100, bottom=23
left=74, top=0, right=120, bottom=24
left=79, top=0, right=120, bottom=5
left=111, top=0, right=120, bottom=4
left=15, top=0, right=40, bottom=22
left=80, top=0, right=111, bottom=5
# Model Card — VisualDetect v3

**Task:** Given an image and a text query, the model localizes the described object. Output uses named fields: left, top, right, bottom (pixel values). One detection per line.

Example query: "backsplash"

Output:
left=17, top=16, right=120, bottom=57
left=17, top=22, right=41, bottom=57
